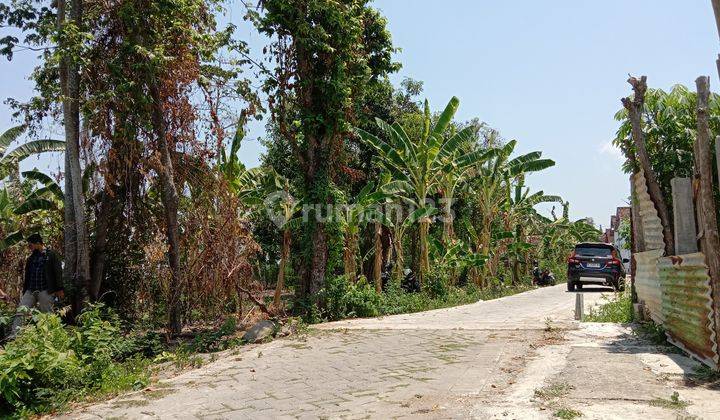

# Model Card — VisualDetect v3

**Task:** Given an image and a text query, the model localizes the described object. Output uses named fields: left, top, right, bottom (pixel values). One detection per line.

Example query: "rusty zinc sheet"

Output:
left=633, top=170, right=665, bottom=251
left=634, top=249, right=664, bottom=324
left=657, top=253, right=718, bottom=369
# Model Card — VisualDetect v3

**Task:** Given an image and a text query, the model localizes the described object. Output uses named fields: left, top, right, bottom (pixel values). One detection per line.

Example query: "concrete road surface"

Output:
left=67, top=285, right=719, bottom=419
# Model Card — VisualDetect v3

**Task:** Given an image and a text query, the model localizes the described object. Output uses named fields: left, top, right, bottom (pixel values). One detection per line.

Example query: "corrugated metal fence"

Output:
left=633, top=169, right=665, bottom=251
left=634, top=249, right=664, bottom=324
left=657, top=254, right=718, bottom=368
left=632, top=173, right=719, bottom=369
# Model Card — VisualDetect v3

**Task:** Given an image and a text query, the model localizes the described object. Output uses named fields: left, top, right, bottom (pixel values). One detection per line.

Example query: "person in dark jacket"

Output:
left=9, top=233, right=63, bottom=337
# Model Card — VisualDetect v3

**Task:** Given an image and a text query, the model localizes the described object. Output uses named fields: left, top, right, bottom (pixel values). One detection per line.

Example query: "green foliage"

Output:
left=181, top=318, right=239, bottom=354
left=258, top=0, right=399, bottom=294
left=318, top=275, right=380, bottom=321
left=378, top=282, right=532, bottom=317
left=0, top=305, right=150, bottom=415
left=614, top=84, right=720, bottom=208
left=649, top=392, right=689, bottom=410
left=617, top=219, right=631, bottom=250
left=582, top=293, right=633, bottom=323
left=634, top=322, right=668, bottom=345
left=554, top=407, right=583, bottom=419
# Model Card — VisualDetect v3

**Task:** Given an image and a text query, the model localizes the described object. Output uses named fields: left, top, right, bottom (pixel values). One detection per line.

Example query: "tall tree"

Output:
left=621, top=76, right=675, bottom=256
left=57, top=0, right=91, bottom=314
left=257, top=0, right=397, bottom=297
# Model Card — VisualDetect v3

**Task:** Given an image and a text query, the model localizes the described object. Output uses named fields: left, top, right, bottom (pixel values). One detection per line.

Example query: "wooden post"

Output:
left=695, top=76, right=720, bottom=361
left=630, top=174, right=644, bottom=304
left=622, top=76, right=675, bottom=256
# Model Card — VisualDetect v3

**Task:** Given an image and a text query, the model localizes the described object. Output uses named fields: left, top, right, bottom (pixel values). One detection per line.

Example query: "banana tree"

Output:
left=504, top=179, right=563, bottom=284
left=0, top=169, right=65, bottom=251
left=384, top=204, right=438, bottom=284
left=336, top=182, right=388, bottom=284
left=468, top=140, right=554, bottom=279
left=262, top=172, right=302, bottom=308
left=0, top=126, right=65, bottom=192
left=357, top=97, right=491, bottom=286
left=428, top=236, right=487, bottom=285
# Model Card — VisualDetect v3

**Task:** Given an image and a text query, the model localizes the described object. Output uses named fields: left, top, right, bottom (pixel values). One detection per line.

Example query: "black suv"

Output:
left=567, top=242, right=628, bottom=292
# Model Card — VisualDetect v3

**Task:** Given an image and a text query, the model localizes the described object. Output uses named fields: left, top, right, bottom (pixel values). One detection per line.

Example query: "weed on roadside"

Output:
left=649, top=392, right=689, bottom=410
left=633, top=322, right=668, bottom=345
left=544, top=317, right=557, bottom=332
left=534, top=382, right=574, bottom=400
left=554, top=407, right=582, bottom=419
left=689, top=364, right=720, bottom=385
left=582, top=292, right=633, bottom=323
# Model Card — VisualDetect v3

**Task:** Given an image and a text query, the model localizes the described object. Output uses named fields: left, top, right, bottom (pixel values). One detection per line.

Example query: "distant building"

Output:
left=600, top=207, right=631, bottom=270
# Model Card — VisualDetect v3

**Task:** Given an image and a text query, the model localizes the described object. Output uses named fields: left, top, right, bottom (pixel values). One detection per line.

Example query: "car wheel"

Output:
left=567, top=279, right=576, bottom=292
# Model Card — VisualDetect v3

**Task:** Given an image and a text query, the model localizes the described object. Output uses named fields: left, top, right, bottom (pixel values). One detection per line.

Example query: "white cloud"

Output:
left=599, top=141, right=625, bottom=162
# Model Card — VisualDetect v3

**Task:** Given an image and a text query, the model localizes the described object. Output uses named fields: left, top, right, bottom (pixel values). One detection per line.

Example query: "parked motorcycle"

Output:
left=532, top=262, right=556, bottom=286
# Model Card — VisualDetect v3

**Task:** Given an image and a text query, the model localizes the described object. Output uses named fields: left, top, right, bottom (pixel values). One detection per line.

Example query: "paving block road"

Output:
left=67, top=285, right=718, bottom=419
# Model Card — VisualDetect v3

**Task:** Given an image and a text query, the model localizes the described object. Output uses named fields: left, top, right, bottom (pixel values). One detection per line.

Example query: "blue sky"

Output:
left=1, top=0, right=718, bottom=228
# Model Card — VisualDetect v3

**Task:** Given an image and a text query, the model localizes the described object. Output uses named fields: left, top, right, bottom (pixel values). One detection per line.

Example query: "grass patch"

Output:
left=690, top=364, right=720, bottom=384
left=534, top=382, right=574, bottom=400
left=554, top=407, right=583, bottom=419
left=300, top=274, right=534, bottom=323
left=649, top=392, right=689, bottom=410
left=378, top=283, right=533, bottom=317
left=582, top=292, right=633, bottom=323
left=633, top=321, right=668, bottom=345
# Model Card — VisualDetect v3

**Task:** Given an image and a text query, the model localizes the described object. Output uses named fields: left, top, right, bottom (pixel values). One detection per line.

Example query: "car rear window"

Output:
left=575, top=246, right=613, bottom=257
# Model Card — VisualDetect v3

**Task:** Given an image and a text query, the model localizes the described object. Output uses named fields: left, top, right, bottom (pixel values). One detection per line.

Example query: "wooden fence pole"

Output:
left=695, top=77, right=720, bottom=365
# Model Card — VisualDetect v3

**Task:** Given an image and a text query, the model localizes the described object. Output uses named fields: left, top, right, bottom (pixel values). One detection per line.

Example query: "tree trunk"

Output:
left=58, top=0, right=91, bottom=315
left=343, top=230, right=357, bottom=283
left=442, top=195, right=454, bottom=243
left=57, top=0, right=77, bottom=305
left=148, top=78, right=183, bottom=335
left=694, top=76, right=720, bottom=346
left=89, top=191, right=111, bottom=301
left=418, top=217, right=430, bottom=287
left=630, top=174, right=643, bottom=304
left=480, top=217, right=493, bottom=281
left=307, top=223, right=327, bottom=296
left=373, top=221, right=382, bottom=293
left=622, top=76, right=674, bottom=256
left=273, top=227, right=291, bottom=308
left=62, top=151, right=79, bottom=313
left=392, top=232, right=404, bottom=284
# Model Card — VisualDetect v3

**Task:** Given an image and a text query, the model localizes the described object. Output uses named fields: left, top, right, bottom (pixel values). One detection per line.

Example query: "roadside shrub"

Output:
left=425, top=268, right=449, bottom=298
left=0, top=302, right=13, bottom=338
left=583, top=292, right=633, bottom=323
left=182, top=318, right=239, bottom=353
left=0, top=304, right=150, bottom=416
left=341, top=278, right=380, bottom=318
left=318, top=275, right=380, bottom=321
